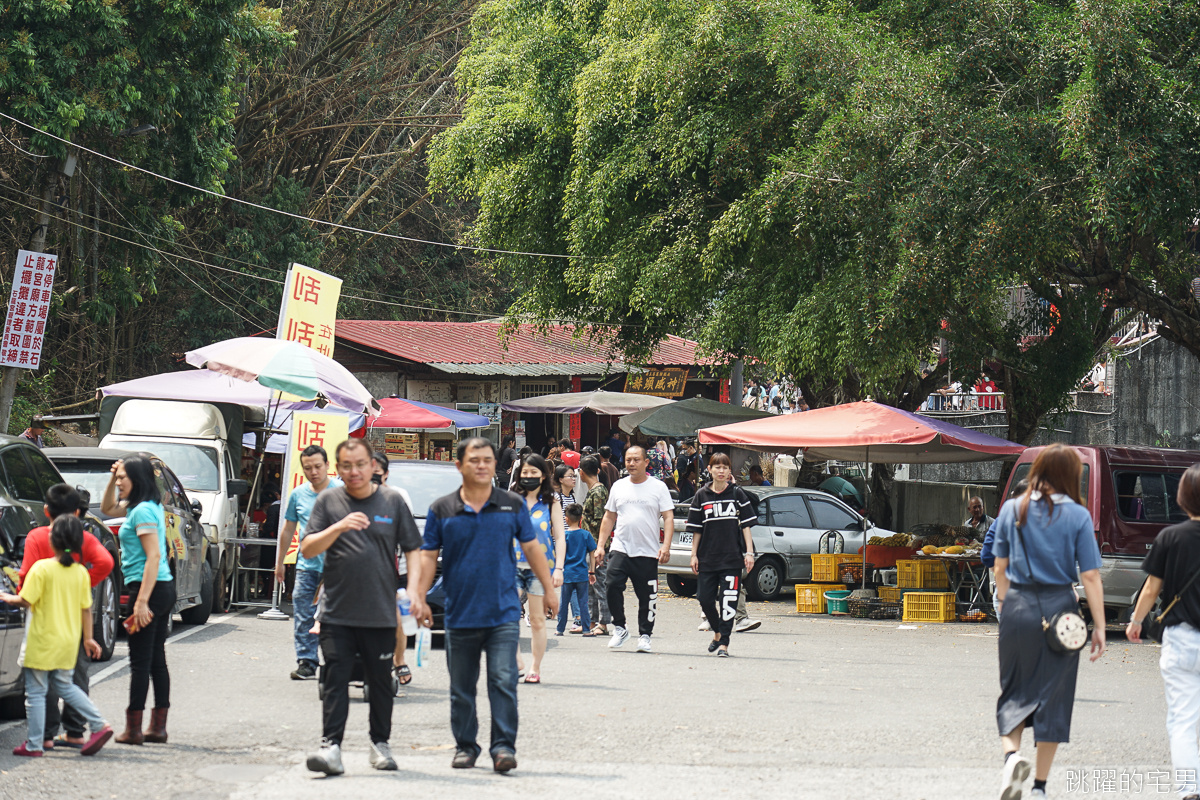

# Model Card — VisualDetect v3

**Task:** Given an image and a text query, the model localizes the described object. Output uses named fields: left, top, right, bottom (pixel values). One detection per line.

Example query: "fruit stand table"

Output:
left=913, top=553, right=990, bottom=614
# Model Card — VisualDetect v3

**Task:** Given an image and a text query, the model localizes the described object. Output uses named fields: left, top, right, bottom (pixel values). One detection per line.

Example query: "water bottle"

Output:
left=415, top=626, right=432, bottom=668
left=396, top=588, right=417, bottom=636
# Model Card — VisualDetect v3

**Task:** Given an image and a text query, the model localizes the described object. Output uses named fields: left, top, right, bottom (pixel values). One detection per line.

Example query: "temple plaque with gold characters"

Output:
left=624, top=369, right=688, bottom=398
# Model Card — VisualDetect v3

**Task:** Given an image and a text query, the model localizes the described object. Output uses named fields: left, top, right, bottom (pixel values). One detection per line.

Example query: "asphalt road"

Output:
left=0, top=586, right=1176, bottom=799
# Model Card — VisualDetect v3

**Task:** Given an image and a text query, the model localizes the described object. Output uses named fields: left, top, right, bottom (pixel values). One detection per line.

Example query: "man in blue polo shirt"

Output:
left=412, top=437, right=558, bottom=774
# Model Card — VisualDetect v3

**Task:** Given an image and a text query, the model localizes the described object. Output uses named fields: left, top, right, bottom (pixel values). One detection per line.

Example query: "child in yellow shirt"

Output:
left=0, top=516, right=113, bottom=757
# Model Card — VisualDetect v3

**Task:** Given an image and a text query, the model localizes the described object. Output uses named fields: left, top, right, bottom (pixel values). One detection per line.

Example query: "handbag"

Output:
left=1140, top=567, right=1200, bottom=643
left=1013, top=521, right=1089, bottom=653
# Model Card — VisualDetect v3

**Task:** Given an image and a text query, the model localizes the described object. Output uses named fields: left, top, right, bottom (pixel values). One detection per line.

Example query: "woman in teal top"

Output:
left=101, top=455, right=175, bottom=746
left=513, top=454, right=564, bottom=684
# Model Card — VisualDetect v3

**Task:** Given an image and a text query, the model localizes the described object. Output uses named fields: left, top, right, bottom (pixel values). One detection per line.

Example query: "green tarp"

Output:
left=619, top=397, right=773, bottom=439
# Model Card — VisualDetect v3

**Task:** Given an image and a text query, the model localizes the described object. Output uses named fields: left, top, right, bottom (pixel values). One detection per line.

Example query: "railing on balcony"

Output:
left=920, top=391, right=1006, bottom=413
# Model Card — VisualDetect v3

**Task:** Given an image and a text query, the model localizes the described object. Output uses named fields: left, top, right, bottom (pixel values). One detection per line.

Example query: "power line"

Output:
left=0, top=178, right=498, bottom=316
left=79, top=170, right=271, bottom=329
left=0, top=191, right=270, bottom=328
left=0, top=187, right=498, bottom=321
left=0, top=111, right=584, bottom=261
left=0, top=130, right=51, bottom=159
left=0, top=181, right=646, bottom=327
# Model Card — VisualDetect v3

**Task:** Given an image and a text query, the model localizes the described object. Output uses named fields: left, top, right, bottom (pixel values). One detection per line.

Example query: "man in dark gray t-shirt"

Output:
left=308, top=483, right=420, bottom=628
left=299, top=439, right=423, bottom=776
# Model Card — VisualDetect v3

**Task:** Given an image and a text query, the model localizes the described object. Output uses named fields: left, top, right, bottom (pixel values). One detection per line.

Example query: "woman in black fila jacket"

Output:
left=686, top=453, right=757, bottom=657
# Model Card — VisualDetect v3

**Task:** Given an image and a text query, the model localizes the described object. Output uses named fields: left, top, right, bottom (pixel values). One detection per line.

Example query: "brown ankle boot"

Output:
left=143, top=708, right=168, bottom=744
left=115, top=710, right=144, bottom=745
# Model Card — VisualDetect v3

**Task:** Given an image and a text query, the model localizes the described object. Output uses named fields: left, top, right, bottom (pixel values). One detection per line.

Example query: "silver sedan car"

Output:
left=661, top=486, right=893, bottom=601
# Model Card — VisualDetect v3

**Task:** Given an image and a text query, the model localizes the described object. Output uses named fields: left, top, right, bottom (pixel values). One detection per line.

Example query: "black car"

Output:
left=0, top=436, right=131, bottom=714
left=46, top=448, right=213, bottom=627
left=0, top=497, right=34, bottom=715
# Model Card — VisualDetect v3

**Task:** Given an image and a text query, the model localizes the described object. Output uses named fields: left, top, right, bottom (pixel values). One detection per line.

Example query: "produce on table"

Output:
left=867, top=533, right=913, bottom=547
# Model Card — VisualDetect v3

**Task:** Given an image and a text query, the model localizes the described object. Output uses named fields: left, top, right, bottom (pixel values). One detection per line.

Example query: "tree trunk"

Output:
left=998, top=363, right=1045, bottom=491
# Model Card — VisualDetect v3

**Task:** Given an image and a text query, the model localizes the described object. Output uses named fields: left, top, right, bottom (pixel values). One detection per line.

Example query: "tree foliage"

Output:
left=0, top=0, right=511, bottom=408
left=431, top=0, right=1200, bottom=431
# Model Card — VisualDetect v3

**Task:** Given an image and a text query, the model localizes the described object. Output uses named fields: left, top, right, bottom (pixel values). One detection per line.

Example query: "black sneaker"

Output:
left=290, top=661, right=317, bottom=681
left=452, top=749, right=478, bottom=769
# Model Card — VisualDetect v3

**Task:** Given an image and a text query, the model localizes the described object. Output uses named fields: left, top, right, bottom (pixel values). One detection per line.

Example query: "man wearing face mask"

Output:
left=373, top=452, right=416, bottom=690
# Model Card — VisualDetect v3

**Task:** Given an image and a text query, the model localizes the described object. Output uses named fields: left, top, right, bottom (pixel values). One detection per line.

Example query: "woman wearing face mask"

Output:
left=514, top=454, right=565, bottom=684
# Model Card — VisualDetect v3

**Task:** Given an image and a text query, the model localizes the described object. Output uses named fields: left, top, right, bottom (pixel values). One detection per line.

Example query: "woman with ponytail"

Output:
left=102, top=455, right=175, bottom=745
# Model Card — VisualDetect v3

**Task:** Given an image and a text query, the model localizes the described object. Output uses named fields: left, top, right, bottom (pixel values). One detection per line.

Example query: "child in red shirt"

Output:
left=18, top=484, right=113, bottom=749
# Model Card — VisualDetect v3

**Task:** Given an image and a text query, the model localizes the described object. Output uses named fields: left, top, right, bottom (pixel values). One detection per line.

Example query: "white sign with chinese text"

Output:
left=277, top=263, right=342, bottom=357
left=0, top=250, right=57, bottom=369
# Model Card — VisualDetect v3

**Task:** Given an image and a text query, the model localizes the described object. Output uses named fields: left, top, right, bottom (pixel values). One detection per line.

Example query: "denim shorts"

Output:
left=515, top=568, right=544, bottom=597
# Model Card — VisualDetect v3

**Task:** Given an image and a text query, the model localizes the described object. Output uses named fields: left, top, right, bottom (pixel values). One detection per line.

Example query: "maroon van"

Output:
left=1001, top=445, right=1200, bottom=621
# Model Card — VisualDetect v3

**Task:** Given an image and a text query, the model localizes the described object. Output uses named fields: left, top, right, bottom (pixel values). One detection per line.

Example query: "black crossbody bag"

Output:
left=1140, top=568, right=1200, bottom=644
left=1014, top=521, right=1090, bottom=653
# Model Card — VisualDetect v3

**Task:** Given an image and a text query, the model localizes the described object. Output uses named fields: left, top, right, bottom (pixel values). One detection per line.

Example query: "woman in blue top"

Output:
left=101, top=455, right=175, bottom=747
left=992, top=444, right=1106, bottom=800
left=513, top=454, right=564, bottom=684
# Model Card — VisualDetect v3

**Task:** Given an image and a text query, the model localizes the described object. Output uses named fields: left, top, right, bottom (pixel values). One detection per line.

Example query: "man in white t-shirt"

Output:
left=596, top=446, right=674, bottom=653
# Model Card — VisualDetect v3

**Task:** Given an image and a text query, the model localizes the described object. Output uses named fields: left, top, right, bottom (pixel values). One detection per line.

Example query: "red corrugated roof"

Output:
left=335, top=321, right=712, bottom=368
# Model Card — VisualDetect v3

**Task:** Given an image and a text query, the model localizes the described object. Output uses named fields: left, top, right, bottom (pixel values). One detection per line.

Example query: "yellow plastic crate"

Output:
left=811, top=554, right=859, bottom=583
left=794, top=584, right=847, bottom=614
left=896, top=559, right=950, bottom=590
left=877, top=585, right=906, bottom=603
left=902, top=592, right=957, bottom=623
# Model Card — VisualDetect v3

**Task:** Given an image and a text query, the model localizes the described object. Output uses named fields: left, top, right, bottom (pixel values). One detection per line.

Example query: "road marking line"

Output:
left=0, top=609, right=253, bottom=735
left=90, top=609, right=253, bottom=686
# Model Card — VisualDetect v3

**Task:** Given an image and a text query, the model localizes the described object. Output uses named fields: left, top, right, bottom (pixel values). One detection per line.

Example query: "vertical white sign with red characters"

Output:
left=277, top=263, right=342, bottom=357
left=0, top=250, right=56, bottom=369
left=280, top=411, right=349, bottom=565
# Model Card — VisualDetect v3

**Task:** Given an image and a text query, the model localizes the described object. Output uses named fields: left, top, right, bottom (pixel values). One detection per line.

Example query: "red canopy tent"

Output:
left=365, top=397, right=490, bottom=429
left=697, top=401, right=1024, bottom=462
left=699, top=400, right=1025, bottom=587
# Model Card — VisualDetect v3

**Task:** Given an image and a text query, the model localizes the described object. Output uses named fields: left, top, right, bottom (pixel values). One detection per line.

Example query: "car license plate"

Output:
left=677, top=532, right=693, bottom=545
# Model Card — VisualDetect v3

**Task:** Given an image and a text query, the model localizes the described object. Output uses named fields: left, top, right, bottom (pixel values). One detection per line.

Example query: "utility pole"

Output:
left=0, top=161, right=65, bottom=433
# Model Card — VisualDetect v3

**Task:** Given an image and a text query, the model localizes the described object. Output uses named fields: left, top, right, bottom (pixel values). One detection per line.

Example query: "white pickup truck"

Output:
left=100, top=400, right=249, bottom=614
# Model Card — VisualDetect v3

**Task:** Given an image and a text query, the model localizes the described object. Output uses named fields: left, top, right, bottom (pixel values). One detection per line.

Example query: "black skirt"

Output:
left=996, top=582, right=1082, bottom=742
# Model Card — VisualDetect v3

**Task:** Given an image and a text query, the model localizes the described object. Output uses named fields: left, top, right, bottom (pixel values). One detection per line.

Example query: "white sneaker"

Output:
left=698, top=618, right=711, bottom=631
left=735, top=618, right=762, bottom=633
left=608, top=626, right=629, bottom=649
left=1029, top=790, right=1046, bottom=798
left=637, top=634, right=652, bottom=653
left=307, top=740, right=344, bottom=775
left=999, top=753, right=1031, bottom=800
left=369, top=741, right=397, bottom=771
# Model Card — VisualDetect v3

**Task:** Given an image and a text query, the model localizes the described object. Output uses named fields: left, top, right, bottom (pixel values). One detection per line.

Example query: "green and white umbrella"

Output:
left=185, top=337, right=379, bottom=417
